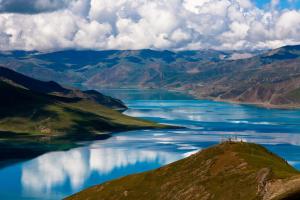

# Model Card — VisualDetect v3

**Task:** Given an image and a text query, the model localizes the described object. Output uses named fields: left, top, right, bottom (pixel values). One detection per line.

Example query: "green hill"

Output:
left=0, top=67, right=168, bottom=167
left=67, top=142, right=300, bottom=200
left=0, top=80, right=164, bottom=137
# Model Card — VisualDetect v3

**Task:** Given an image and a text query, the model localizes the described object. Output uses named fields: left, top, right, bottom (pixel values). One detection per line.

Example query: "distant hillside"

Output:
left=189, top=45, right=300, bottom=108
left=67, top=142, right=300, bottom=200
left=0, top=67, right=167, bottom=167
left=0, top=49, right=258, bottom=88
left=2, top=46, right=300, bottom=108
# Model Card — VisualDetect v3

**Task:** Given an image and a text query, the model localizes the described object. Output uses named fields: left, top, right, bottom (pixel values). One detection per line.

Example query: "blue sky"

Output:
left=255, top=0, right=300, bottom=9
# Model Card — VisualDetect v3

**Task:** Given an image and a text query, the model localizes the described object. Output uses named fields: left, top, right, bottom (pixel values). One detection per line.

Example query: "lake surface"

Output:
left=1, top=89, right=300, bottom=200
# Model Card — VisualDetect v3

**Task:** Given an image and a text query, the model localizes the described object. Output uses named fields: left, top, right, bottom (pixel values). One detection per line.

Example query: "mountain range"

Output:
left=0, top=49, right=259, bottom=88
left=1, top=45, right=299, bottom=108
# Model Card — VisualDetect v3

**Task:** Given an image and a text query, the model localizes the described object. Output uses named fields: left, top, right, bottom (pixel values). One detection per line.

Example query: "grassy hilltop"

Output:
left=67, top=142, right=300, bottom=200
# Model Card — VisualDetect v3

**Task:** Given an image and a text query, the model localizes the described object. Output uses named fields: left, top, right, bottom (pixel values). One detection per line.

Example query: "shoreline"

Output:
left=165, top=87, right=300, bottom=110
left=0, top=125, right=181, bottom=170
left=193, top=95, right=300, bottom=110
left=93, top=87, right=300, bottom=110
left=160, top=87, right=300, bottom=110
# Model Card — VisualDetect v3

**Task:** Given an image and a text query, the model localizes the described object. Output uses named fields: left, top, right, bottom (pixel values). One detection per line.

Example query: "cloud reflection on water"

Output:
left=21, top=146, right=181, bottom=195
left=22, top=149, right=89, bottom=193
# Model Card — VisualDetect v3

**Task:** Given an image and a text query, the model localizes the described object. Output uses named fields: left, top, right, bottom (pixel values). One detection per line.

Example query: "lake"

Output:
left=1, top=89, right=300, bottom=200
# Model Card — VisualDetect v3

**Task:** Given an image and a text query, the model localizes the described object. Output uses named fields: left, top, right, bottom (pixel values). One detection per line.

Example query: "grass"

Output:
left=232, top=142, right=298, bottom=178
left=0, top=80, right=167, bottom=137
left=286, top=88, right=300, bottom=103
left=67, top=100, right=166, bottom=130
left=66, top=142, right=300, bottom=200
left=0, top=80, right=170, bottom=167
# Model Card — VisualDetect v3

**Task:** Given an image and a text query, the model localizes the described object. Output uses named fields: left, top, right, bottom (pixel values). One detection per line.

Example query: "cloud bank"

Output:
left=0, top=0, right=299, bottom=51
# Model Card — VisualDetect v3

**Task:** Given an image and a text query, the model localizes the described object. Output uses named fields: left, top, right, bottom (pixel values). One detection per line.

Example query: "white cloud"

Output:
left=236, top=0, right=253, bottom=9
left=0, top=0, right=299, bottom=51
left=276, top=10, right=300, bottom=39
left=271, top=0, right=280, bottom=8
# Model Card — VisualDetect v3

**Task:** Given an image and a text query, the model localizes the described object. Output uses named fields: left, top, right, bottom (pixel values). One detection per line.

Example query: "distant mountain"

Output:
left=67, top=142, right=300, bottom=200
left=2, top=46, right=300, bottom=108
left=188, top=45, right=300, bottom=108
left=0, top=49, right=259, bottom=88
left=0, top=67, right=167, bottom=166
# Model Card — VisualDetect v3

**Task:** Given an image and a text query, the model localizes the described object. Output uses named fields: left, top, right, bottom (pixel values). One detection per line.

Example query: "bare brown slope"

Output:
left=172, top=45, right=300, bottom=108
left=191, top=58, right=300, bottom=108
left=67, top=142, right=300, bottom=200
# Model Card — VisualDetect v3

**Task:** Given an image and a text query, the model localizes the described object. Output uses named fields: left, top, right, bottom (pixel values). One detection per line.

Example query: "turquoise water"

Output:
left=0, top=89, right=300, bottom=199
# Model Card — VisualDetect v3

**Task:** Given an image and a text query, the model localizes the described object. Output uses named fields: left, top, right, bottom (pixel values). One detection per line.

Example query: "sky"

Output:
left=0, top=0, right=299, bottom=51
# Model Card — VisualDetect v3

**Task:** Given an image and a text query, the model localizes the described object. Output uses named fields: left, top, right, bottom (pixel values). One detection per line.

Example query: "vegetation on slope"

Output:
left=67, top=142, right=300, bottom=200
left=0, top=68, right=169, bottom=167
left=0, top=66, right=127, bottom=110
left=0, top=81, right=163, bottom=136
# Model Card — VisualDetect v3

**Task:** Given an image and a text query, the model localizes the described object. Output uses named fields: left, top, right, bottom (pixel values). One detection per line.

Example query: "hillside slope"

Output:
left=0, top=66, right=127, bottom=110
left=189, top=45, right=300, bottom=108
left=0, top=67, right=167, bottom=136
left=0, top=67, right=167, bottom=167
left=67, top=142, right=300, bottom=200
left=0, top=80, right=163, bottom=136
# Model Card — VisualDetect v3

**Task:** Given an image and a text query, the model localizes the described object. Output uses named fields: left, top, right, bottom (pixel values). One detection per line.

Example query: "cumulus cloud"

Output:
left=0, top=0, right=299, bottom=51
